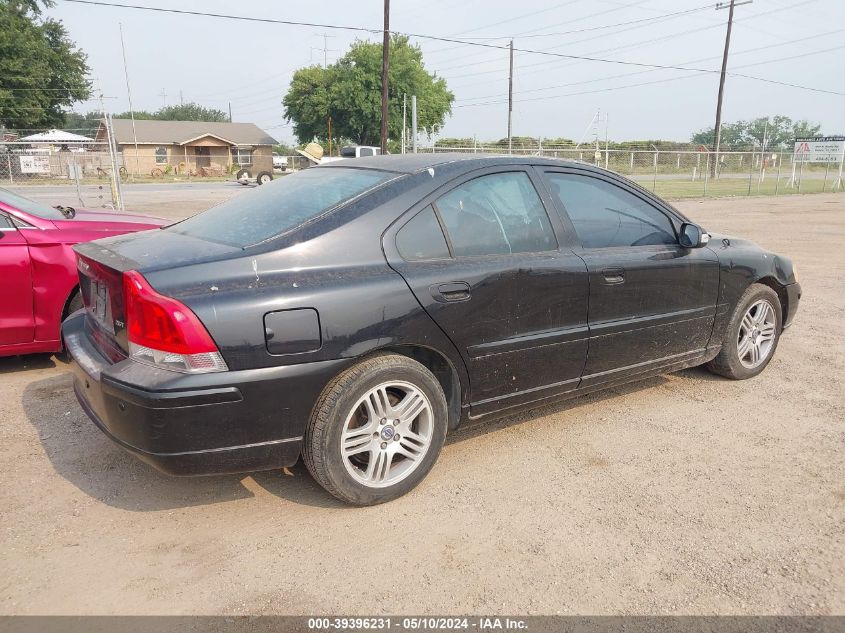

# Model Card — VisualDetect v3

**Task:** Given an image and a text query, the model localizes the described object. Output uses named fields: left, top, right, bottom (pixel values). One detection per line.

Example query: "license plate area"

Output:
left=90, top=279, right=114, bottom=334
left=76, top=254, right=126, bottom=358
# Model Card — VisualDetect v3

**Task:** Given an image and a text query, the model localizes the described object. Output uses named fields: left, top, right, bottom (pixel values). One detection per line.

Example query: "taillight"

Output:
left=122, top=270, right=227, bottom=373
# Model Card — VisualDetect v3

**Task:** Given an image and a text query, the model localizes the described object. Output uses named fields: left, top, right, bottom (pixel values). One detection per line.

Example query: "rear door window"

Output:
left=169, top=167, right=394, bottom=247
left=434, top=172, right=557, bottom=257
left=396, top=205, right=450, bottom=261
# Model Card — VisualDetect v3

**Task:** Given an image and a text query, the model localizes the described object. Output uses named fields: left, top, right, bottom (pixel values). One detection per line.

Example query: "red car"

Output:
left=0, top=187, right=166, bottom=357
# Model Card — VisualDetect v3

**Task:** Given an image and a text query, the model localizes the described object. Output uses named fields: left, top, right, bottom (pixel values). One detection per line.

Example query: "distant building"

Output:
left=95, top=119, right=277, bottom=176
left=18, top=129, right=96, bottom=152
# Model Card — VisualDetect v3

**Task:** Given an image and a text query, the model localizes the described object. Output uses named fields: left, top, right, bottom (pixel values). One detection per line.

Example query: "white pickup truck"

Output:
left=272, top=153, right=288, bottom=171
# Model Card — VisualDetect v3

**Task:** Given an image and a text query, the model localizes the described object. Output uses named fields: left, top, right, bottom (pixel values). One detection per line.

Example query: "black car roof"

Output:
left=316, top=152, right=586, bottom=175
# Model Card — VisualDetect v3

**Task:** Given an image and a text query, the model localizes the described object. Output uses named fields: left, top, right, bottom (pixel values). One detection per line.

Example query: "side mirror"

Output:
left=679, top=223, right=709, bottom=248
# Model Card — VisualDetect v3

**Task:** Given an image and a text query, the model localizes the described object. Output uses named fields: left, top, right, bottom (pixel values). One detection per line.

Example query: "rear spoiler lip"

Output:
left=73, top=241, right=143, bottom=274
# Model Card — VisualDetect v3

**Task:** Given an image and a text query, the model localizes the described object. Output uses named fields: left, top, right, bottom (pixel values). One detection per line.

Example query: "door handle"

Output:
left=431, top=282, right=471, bottom=303
left=600, top=267, right=625, bottom=284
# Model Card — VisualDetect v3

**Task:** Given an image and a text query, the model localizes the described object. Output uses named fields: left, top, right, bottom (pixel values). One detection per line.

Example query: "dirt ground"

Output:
left=1, top=190, right=843, bottom=616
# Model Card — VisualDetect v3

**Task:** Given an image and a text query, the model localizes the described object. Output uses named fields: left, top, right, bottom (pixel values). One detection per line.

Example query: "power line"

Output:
left=466, top=3, right=718, bottom=39
left=43, top=0, right=739, bottom=77
left=453, top=28, right=845, bottom=104
left=47, top=0, right=780, bottom=80
left=421, top=0, right=654, bottom=63
left=455, top=65, right=845, bottom=110
left=433, top=0, right=821, bottom=83
left=436, top=20, right=726, bottom=77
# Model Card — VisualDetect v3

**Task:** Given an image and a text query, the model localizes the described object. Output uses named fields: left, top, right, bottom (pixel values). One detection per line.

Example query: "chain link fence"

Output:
left=0, top=143, right=130, bottom=208
left=425, top=143, right=844, bottom=199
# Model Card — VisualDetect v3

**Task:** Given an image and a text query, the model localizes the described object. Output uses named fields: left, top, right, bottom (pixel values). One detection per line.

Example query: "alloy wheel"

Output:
left=737, top=299, right=777, bottom=369
left=340, top=381, right=434, bottom=488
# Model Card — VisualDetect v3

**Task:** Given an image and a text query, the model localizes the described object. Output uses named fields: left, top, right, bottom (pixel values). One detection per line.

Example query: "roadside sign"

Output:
left=793, top=136, right=845, bottom=163
left=19, top=155, right=50, bottom=174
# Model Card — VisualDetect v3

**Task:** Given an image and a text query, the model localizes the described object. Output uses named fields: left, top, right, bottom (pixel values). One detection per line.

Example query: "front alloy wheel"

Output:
left=737, top=299, right=777, bottom=369
left=707, top=282, right=782, bottom=380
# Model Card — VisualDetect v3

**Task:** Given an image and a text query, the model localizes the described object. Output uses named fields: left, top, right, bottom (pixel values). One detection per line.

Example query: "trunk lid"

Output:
left=74, top=230, right=241, bottom=360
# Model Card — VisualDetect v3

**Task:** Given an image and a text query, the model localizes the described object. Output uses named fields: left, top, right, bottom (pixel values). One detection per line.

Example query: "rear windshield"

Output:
left=169, top=167, right=394, bottom=247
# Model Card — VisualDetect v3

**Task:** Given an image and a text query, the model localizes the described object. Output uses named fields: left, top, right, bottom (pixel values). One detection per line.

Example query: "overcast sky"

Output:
left=47, top=0, right=845, bottom=145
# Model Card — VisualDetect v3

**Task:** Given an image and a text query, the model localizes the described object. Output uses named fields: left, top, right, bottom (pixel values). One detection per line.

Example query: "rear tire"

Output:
left=706, top=283, right=782, bottom=380
left=303, top=354, right=448, bottom=506
left=256, top=171, right=273, bottom=185
left=66, top=290, right=83, bottom=316
left=57, top=289, right=84, bottom=362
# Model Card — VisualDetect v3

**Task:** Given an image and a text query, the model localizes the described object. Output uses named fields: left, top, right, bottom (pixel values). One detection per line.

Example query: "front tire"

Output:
left=256, top=171, right=273, bottom=185
left=303, top=354, right=448, bottom=506
left=707, top=283, right=782, bottom=380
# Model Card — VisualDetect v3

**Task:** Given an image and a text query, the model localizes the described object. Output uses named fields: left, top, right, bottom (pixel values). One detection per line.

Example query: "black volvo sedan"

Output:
left=63, top=154, right=801, bottom=505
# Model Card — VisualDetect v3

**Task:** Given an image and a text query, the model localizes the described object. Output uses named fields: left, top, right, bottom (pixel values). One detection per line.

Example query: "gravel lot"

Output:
left=1, top=188, right=843, bottom=615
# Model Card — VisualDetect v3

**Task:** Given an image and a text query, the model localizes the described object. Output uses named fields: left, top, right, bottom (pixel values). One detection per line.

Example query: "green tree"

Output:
left=691, top=121, right=746, bottom=149
left=63, top=110, right=102, bottom=137
left=745, top=116, right=821, bottom=148
left=113, top=109, right=155, bottom=120
left=153, top=102, right=229, bottom=122
left=692, top=116, right=822, bottom=150
left=113, top=103, right=227, bottom=122
left=436, top=137, right=476, bottom=148
left=790, top=119, right=823, bottom=143
left=0, top=0, right=90, bottom=130
left=283, top=35, right=454, bottom=146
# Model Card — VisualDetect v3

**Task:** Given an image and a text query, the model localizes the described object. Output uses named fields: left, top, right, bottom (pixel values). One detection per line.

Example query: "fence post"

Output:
left=630, top=152, right=634, bottom=171
left=747, top=151, right=754, bottom=196
left=775, top=152, right=782, bottom=196
left=823, top=162, right=830, bottom=193
left=652, top=150, right=658, bottom=191
left=6, top=154, right=12, bottom=185
left=798, top=155, right=804, bottom=193
left=72, top=154, right=84, bottom=207
left=704, top=155, right=710, bottom=197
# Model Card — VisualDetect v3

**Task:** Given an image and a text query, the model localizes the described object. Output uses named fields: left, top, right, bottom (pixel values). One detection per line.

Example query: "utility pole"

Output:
left=158, top=89, right=167, bottom=108
left=179, top=90, right=184, bottom=106
left=380, top=0, right=390, bottom=154
left=712, top=0, right=752, bottom=177
left=118, top=23, right=140, bottom=178
left=311, top=32, right=336, bottom=68
left=228, top=102, right=232, bottom=122
left=99, top=93, right=122, bottom=211
left=402, top=94, right=407, bottom=155
left=507, top=39, right=514, bottom=154
left=411, top=95, right=417, bottom=153
left=322, top=33, right=335, bottom=68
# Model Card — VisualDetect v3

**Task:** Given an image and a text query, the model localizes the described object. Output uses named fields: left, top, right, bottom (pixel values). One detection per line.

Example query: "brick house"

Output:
left=95, top=119, right=277, bottom=176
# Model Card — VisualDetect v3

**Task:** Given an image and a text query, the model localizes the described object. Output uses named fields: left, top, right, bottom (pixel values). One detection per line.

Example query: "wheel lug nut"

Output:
left=380, top=418, right=386, bottom=425
left=394, top=435, right=400, bottom=441
left=380, top=442, right=387, bottom=449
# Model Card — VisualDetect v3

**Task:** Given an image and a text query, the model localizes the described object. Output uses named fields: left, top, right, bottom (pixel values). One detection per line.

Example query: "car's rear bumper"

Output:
left=784, top=282, right=801, bottom=329
left=62, top=312, right=349, bottom=476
